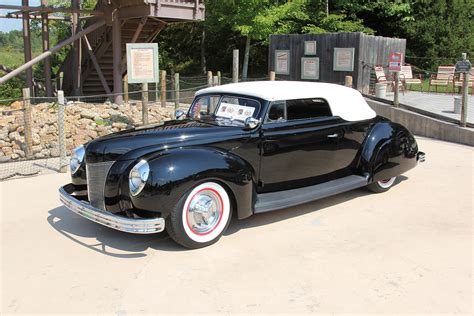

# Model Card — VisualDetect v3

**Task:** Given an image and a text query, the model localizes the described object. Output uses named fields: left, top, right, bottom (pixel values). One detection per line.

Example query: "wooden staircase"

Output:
left=59, top=0, right=204, bottom=97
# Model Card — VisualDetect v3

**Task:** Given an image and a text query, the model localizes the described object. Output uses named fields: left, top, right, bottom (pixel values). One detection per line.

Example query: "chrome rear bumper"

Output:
left=417, top=151, right=426, bottom=163
left=59, top=184, right=165, bottom=234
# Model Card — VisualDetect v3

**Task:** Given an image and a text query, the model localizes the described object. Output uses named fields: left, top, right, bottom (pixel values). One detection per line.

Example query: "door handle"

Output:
left=327, top=133, right=339, bottom=138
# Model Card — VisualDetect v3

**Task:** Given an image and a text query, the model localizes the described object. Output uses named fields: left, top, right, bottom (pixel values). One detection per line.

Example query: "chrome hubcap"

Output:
left=187, top=190, right=222, bottom=234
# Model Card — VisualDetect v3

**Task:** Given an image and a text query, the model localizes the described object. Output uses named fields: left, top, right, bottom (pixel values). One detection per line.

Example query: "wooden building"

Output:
left=0, top=0, right=205, bottom=104
left=268, top=32, right=406, bottom=94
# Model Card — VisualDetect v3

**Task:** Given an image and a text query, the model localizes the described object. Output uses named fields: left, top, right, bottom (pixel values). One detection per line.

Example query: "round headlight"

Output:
left=70, top=145, right=85, bottom=174
left=129, top=160, right=150, bottom=196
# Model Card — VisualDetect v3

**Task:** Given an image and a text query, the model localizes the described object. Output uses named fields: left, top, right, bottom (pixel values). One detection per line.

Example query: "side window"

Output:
left=286, top=98, right=332, bottom=120
left=266, top=101, right=286, bottom=123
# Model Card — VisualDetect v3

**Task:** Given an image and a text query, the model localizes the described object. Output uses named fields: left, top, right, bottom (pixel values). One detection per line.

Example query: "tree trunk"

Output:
left=201, top=28, right=207, bottom=75
left=242, top=36, right=251, bottom=81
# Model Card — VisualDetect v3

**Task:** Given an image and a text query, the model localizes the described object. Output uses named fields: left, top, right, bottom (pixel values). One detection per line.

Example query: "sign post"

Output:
left=126, top=43, right=159, bottom=126
left=455, top=53, right=472, bottom=127
left=389, top=52, right=403, bottom=107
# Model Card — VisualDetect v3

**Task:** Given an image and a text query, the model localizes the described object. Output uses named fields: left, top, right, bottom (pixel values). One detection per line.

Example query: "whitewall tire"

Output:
left=166, top=182, right=232, bottom=249
left=366, top=176, right=397, bottom=193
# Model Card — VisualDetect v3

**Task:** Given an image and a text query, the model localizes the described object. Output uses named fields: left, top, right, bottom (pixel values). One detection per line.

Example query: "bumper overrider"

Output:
left=59, top=184, right=165, bottom=234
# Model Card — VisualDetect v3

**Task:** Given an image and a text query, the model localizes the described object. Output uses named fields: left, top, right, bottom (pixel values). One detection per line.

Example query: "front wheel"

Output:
left=166, top=182, right=232, bottom=249
left=366, top=176, right=397, bottom=193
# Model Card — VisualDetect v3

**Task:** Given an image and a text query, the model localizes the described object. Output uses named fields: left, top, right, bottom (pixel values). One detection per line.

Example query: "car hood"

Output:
left=85, top=119, right=247, bottom=163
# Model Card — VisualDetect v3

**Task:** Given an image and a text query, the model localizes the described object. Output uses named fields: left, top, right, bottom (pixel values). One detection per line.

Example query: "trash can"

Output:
left=454, top=96, right=462, bottom=114
left=375, top=83, right=387, bottom=98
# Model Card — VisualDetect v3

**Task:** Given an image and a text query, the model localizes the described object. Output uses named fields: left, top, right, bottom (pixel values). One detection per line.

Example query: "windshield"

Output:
left=188, top=95, right=261, bottom=125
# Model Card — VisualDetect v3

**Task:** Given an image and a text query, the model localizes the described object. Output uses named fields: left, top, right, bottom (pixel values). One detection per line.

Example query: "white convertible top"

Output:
left=196, top=81, right=376, bottom=121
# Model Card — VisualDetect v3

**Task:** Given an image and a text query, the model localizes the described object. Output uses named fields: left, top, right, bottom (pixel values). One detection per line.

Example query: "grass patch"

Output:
left=406, top=79, right=473, bottom=94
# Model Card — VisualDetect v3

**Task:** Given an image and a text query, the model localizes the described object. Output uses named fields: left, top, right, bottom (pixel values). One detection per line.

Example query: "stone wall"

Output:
left=0, top=102, right=175, bottom=163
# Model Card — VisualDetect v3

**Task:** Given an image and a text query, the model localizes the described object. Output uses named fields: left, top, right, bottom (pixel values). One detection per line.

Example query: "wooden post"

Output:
left=213, top=76, right=218, bottom=87
left=217, top=71, right=221, bottom=85
left=269, top=71, right=275, bottom=81
left=57, top=90, right=67, bottom=173
left=207, top=71, right=213, bottom=87
left=22, top=0, right=33, bottom=93
left=345, top=76, right=353, bottom=88
left=461, top=71, right=469, bottom=127
left=174, top=72, right=180, bottom=111
left=123, top=75, right=129, bottom=103
left=41, top=0, right=52, bottom=97
left=394, top=72, right=400, bottom=107
left=460, top=53, right=470, bottom=127
left=112, top=13, right=123, bottom=104
left=59, top=72, right=64, bottom=90
left=72, top=0, right=81, bottom=95
left=160, top=70, right=167, bottom=108
left=233, top=49, right=239, bottom=83
left=22, top=88, right=33, bottom=159
left=142, top=82, right=148, bottom=125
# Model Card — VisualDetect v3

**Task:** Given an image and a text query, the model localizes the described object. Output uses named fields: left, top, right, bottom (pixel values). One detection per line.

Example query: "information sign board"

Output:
left=126, top=43, right=159, bottom=83
left=333, top=48, right=354, bottom=71
left=301, top=57, right=319, bottom=80
left=389, top=52, right=403, bottom=72
left=455, top=60, right=472, bottom=73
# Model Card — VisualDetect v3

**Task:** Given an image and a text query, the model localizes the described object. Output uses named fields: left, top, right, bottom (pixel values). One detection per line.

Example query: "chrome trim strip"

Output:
left=59, top=184, right=165, bottom=234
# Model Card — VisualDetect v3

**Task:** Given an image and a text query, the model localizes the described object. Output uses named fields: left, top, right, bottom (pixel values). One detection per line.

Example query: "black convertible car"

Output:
left=60, top=81, right=425, bottom=248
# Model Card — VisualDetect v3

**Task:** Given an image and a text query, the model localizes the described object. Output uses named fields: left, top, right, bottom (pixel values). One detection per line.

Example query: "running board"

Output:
left=254, top=175, right=369, bottom=213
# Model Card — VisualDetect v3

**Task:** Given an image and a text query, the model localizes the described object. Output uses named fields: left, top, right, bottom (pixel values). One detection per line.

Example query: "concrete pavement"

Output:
left=0, top=137, right=472, bottom=314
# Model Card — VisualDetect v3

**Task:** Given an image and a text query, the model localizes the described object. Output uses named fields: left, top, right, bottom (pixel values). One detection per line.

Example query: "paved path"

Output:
left=1, top=137, right=472, bottom=314
left=382, top=91, right=474, bottom=124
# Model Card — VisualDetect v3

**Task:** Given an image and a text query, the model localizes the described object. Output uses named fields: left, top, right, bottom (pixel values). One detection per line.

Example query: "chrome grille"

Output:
left=86, top=161, right=114, bottom=211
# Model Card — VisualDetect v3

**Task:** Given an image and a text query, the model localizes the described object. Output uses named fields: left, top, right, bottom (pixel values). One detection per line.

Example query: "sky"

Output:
left=0, top=0, right=41, bottom=32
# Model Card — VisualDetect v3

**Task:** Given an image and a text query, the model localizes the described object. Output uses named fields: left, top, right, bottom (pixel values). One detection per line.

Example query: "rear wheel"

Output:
left=366, top=176, right=397, bottom=193
left=166, top=182, right=232, bottom=249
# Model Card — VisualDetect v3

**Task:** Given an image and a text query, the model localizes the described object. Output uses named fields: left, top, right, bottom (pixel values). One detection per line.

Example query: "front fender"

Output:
left=130, top=147, right=256, bottom=220
left=358, top=121, right=418, bottom=182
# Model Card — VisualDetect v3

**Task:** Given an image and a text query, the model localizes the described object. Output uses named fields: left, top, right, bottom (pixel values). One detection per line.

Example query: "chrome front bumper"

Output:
left=59, top=184, right=165, bottom=234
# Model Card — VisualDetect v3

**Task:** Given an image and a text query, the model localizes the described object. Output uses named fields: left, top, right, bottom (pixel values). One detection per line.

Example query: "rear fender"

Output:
left=358, top=121, right=418, bottom=182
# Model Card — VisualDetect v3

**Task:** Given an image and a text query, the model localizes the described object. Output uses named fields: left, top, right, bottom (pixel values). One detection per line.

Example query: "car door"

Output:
left=258, top=98, right=351, bottom=193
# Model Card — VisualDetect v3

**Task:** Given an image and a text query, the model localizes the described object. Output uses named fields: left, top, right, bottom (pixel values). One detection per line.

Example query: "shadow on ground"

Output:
left=47, top=176, right=407, bottom=257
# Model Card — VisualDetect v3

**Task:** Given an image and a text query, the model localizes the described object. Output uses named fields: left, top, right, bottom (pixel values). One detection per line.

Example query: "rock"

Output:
left=34, top=153, right=45, bottom=159
left=0, top=127, right=8, bottom=139
left=13, top=149, right=25, bottom=158
left=10, top=101, right=23, bottom=109
left=41, top=149, right=50, bottom=156
left=8, top=131, right=21, bottom=142
left=112, top=122, right=127, bottom=129
left=32, top=145, right=43, bottom=154
left=2, top=146, right=13, bottom=155
left=8, top=123, right=20, bottom=133
left=11, top=153, right=19, bottom=160
left=16, top=126, right=24, bottom=133
left=80, top=110, right=96, bottom=119
left=0, top=155, right=11, bottom=163
left=50, top=147, right=60, bottom=157
left=87, top=130, right=98, bottom=138
left=32, top=133, right=41, bottom=145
